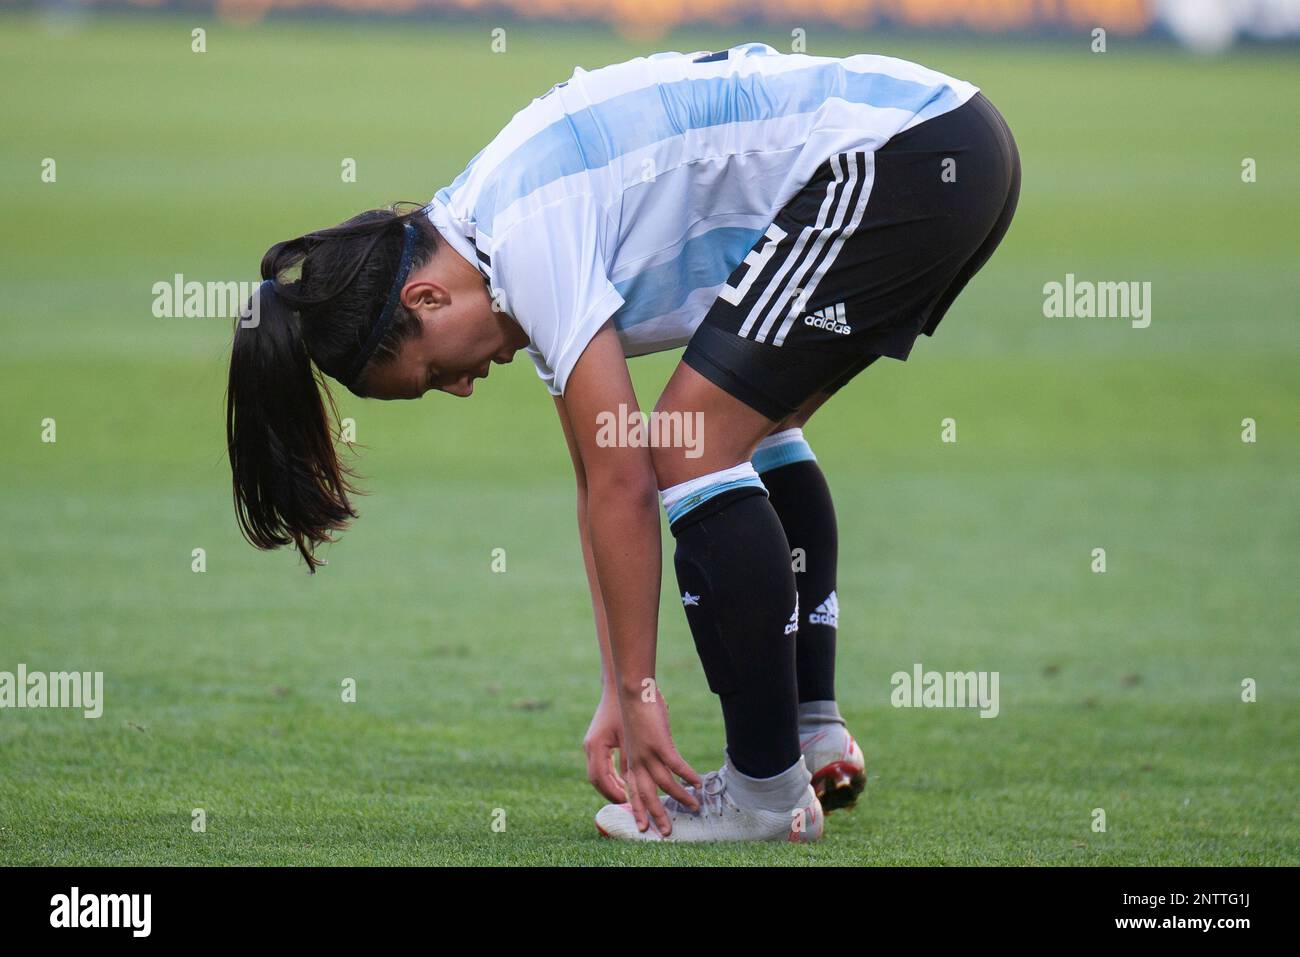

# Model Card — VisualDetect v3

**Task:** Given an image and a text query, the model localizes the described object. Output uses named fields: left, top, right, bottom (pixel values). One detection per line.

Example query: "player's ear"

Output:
left=400, top=278, right=451, bottom=316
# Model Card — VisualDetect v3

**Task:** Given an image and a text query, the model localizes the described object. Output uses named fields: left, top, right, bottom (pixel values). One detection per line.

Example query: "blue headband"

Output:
left=345, top=221, right=418, bottom=387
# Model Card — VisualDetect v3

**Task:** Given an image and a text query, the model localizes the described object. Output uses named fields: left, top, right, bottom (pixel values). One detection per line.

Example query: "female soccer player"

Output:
left=226, top=43, right=1019, bottom=842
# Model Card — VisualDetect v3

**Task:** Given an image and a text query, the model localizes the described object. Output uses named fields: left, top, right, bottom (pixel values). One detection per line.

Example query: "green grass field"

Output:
left=1, top=13, right=1297, bottom=865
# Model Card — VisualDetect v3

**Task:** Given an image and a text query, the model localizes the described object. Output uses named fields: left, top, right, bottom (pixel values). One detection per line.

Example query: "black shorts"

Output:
left=682, top=91, right=1021, bottom=421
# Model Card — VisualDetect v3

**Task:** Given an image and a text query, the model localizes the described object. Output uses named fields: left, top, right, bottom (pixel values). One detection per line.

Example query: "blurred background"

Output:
left=1, top=0, right=1297, bottom=864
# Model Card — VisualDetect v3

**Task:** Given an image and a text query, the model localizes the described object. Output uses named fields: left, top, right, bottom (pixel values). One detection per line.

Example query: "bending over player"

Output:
left=226, top=43, right=1020, bottom=841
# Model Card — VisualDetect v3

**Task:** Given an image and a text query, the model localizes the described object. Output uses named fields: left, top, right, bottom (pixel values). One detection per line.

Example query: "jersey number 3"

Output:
left=718, top=224, right=788, bottom=306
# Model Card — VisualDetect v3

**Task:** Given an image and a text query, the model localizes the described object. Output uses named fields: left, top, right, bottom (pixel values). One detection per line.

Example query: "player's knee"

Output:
left=651, top=393, right=758, bottom=488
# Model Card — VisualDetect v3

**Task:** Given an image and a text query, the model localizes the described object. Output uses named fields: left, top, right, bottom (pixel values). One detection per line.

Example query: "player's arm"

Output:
left=553, top=392, right=628, bottom=802
left=553, top=393, right=615, bottom=689
left=561, top=321, right=700, bottom=833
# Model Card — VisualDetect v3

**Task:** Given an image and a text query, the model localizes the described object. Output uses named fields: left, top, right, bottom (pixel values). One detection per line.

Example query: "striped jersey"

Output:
left=427, top=43, right=979, bottom=395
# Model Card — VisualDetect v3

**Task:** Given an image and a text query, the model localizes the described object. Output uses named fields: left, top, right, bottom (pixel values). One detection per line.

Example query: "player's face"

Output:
left=360, top=241, right=531, bottom=403
left=362, top=305, right=528, bottom=400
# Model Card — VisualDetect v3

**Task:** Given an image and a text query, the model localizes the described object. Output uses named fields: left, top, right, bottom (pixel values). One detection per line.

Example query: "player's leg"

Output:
left=757, top=392, right=838, bottom=708
left=753, top=389, right=869, bottom=810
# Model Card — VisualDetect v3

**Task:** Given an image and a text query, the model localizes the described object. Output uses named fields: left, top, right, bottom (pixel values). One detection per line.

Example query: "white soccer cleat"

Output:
left=800, top=723, right=867, bottom=812
left=594, top=764, right=824, bottom=843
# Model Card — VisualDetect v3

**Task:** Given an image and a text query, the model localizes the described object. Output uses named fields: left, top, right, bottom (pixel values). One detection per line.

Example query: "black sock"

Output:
left=670, top=487, right=801, bottom=779
left=760, top=459, right=839, bottom=704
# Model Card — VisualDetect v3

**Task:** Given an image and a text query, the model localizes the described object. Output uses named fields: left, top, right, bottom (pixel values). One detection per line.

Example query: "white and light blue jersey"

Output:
left=427, top=43, right=978, bottom=395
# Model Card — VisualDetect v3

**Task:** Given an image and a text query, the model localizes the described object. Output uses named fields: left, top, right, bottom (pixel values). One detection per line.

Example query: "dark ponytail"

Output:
left=226, top=204, right=438, bottom=570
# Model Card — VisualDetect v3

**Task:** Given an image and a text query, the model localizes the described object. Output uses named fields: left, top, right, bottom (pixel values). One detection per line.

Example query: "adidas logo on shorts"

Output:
left=785, top=596, right=800, bottom=635
left=804, top=302, right=851, bottom=335
left=809, top=591, right=839, bottom=628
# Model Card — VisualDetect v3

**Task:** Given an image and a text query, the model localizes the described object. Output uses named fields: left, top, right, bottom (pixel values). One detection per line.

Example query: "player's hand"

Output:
left=619, top=687, right=701, bottom=836
left=582, top=690, right=629, bottom=803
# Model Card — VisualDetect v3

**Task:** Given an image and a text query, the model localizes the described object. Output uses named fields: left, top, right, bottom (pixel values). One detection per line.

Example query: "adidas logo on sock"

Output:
left=785, top=596, right=800, bottom=635
left=809, top=591, right=839, bottom=628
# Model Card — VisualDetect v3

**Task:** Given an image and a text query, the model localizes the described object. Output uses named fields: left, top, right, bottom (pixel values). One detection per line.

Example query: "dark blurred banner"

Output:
left=16, top=0, right=1300, bottom=50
